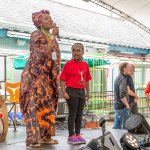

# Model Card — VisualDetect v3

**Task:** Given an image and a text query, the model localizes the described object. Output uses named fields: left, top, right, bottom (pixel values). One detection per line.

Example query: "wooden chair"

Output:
left=5, top=82, right=20, bottom=131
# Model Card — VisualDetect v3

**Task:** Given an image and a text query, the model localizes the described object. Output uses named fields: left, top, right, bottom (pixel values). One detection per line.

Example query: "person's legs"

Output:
left=120, top=108, right=130, bottom=129
left=75, top=100, right=85, bottom=135
left=35, top=75, right=57, bottom=144
left=75, top=90, right=85, bottom=135
left=25, top=99, right=41, bottom=147
left=132, top=102, right=138, bottom=114
left=66, top=88, right=81, bottom=144
left=113, top=109, right=121, bottom=129
left=75, top=90, right=86, bottom=144
left=66, top=95, right=78, bottom=137
left=75, top=99, right=86, bottom=144
left=65, top=88, right=88, bottom=144
left=129, top=103, right=134, bottom=115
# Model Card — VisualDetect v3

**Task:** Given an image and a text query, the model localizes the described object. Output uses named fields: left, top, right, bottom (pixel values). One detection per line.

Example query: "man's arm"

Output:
left=121, top=97, right=129, bottom=109
left=145, top=94, right=150, bottom=100
left=127, top=86, right=138, bottom=99
left=119, top=79, right=129, bottom=108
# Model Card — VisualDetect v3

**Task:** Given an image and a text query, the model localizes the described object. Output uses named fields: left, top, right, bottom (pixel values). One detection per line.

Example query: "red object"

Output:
left=0, top=113, right=3, bottom=118
left=60, top=60, right=92, bottom=88
left=145, top=81, right=150, bottom=95
left=84, top=121, right=99, bottom=128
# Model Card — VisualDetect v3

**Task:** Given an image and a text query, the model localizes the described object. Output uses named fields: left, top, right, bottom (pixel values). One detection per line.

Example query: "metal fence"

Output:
left=85, top=54, right=150, bottom=120
left=86, top=91, right=150, bottom=119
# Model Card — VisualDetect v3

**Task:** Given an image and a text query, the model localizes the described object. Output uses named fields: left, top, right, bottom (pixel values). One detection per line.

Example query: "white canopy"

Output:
left=101, top=0, right=150, bottom=28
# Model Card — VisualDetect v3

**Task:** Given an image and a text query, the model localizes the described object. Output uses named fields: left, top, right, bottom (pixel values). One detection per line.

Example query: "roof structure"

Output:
left=100, top=0, right=150, bottom=28
left=0, top=0, right=150, bottom=50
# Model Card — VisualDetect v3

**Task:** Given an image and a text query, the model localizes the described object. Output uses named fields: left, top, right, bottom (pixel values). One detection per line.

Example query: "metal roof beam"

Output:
left=108, top=45, right=150, bottom=55
left=90, top=0, right=150, bottom=34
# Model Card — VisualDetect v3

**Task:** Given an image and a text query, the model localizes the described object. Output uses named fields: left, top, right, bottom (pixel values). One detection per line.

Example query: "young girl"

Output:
left=60, top=43, right=92, bottom=144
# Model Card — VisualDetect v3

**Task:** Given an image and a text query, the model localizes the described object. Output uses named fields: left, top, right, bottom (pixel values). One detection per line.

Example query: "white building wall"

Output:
left=144, top=68, right=150, bottom=87
left=11, top=43, right=97, bottom=83
left=0, top=57, right=5, bottom=81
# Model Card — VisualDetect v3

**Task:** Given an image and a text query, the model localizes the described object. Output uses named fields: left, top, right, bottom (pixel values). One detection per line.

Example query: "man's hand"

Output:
left=134, top=98, right=138, bottom=103
left=147, top=94, right=150, bottom=100
left=126, top=104, right=130, bottom=109
left=63, top=92, right=70, bottom=100
left=135, top=94, right=138, bottom=100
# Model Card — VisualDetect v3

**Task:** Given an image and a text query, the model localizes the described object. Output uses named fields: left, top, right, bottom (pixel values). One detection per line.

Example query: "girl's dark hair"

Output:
left=71, top=43, right=84, bottom=51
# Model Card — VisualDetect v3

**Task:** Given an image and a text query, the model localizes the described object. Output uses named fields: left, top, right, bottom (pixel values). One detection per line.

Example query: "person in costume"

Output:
left=20, top=10, right=60, bottom=147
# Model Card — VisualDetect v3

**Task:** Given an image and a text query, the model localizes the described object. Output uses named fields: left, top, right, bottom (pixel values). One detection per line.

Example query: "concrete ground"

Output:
left=0, top=121, right=120, bottom=150
left=0, top=118, right=150, bottom=150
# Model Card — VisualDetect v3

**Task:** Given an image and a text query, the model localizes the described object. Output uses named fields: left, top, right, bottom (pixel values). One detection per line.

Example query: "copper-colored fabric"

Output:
left=32, top=10, right=50, bottom=28
left=20, top=30, right=60, bottom=146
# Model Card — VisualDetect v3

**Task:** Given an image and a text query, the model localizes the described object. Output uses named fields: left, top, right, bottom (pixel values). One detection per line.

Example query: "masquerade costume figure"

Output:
left=20, top=10, right=60, bottom=147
